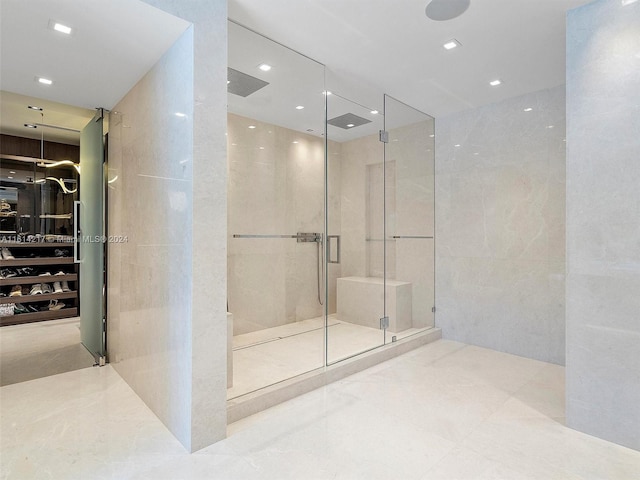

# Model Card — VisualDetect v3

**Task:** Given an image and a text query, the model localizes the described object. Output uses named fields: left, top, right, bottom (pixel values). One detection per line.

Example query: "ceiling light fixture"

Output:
left=24, top=123, right=37, bottom=128
left=258, top=63, right=272, bottom=72
left=175, top=112, right=186, bottom=117
left=489, top=79, right=502, bottom=86
left=248, top=125, right=256, bottom=129
left=443, top=39, right=460, bottom=50
left=371, top=110, right=379, bottom=115
left=28, top=105, right=43, bottom=111
left=37, top=77, right=53, bottom=85
left=454, top=144, right=461, bottom=147
left=524, top=107, right=533, bottom=112
left=346, top=124, right=355, bottom=128
left=53, top=22, right=72, bottom=34
left=323, top=91, right=332, bottom=96
left=425, top=0, right=471, bottom=21
left=296, top=105, right=304, bottom=110
left=292, top=141, right=299, bottom=144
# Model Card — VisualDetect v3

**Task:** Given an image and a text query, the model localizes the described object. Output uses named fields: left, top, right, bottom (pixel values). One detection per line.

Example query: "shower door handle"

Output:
left=73, top=200, right=81, bottom=264
left=327, top=235, right=340, bottom=264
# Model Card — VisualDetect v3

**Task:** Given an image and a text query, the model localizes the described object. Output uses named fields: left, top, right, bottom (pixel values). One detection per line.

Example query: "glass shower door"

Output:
left=226, top=21, right=326, bottom=398
left=326, top=93, right=386, bottom=364
left=383, top=95, right=435, bottom=341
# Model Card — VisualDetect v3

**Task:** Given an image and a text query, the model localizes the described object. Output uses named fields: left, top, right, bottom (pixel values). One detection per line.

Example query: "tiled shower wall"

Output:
left=227, top=113, right=341, bottom=334
left=435, top=85, right=566, bottom=365
left=228, top=114, right=435, bottom=334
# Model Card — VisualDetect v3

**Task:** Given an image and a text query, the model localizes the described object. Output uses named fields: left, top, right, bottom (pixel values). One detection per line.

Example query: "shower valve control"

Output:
left=296, top=232, right=322, bottom=243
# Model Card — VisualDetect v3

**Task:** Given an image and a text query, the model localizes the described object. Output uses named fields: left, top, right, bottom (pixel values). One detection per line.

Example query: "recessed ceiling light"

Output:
left=489, top=79, right=502, bottom=86
left=53, top=22, right=72, bottom=34
left=346, top=124, right=355, bottom=128
left=292, top=141, right=299, bottom=144
left=622, top=0, right=638, bottom=5
left=547, top=125, right=554, bottom=129
left=443, top=39, right=460, bottom=50
left=259, top=146, right=265, bottom=150
left=258, top=63, right=272, bottom=72
left=227, top=80, right=230, bottom=84
left=429, top=134, right=435, bottom=138
left=524, top=107, right=533, bottom=112
left=175, top=112, right=186, bottom=117
left=248, top=125, right=256, bottom=129
left=296, top=105, right=304, bottom=110
left=24, top=123, right=37, bottom=128
left=371, top=110, right=379, bottom=115
left=473, top=152, right=479, bottom=156
left=28, top=105, right=43, bottom=111
left=37, top=77, right=53, bottom=85
left=323, top=91, right=332, bottom=96
left=454, top=144, right=461, bottom=147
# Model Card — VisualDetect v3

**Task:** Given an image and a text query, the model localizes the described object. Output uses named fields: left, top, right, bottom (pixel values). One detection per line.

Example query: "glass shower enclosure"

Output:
left=227, top=21, right=435, bottom=399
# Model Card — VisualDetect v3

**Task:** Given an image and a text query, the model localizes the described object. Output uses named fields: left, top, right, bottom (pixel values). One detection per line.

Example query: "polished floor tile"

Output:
left=0, top=317, right=95, bottom=386
left=2, top=340, right=639, bottom=479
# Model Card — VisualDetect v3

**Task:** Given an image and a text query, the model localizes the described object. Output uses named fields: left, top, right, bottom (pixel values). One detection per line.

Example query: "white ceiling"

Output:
left=0, top=0, right=591, bottom=147
left=228, top=0, right=592, bottom=118
left=0, top=0, right=189, bottom=145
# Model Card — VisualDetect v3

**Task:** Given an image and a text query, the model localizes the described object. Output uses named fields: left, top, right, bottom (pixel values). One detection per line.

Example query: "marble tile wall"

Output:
left=108, top=0, right=227, bottom=452
left=435, top=85, right=566, bottom=365
left=227, top=113, right=340, bottom=334
left=566, top=0, right=640, bottom=451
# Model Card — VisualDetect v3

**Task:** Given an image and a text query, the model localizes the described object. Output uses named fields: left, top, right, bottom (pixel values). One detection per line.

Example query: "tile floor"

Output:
left=2, top=340, right=639, bottom=479
left=0, top=317, right=94, bottom=386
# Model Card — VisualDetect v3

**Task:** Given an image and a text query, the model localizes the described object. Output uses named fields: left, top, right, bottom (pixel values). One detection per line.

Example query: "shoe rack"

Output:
left=0, top=242, right=78, bottom=326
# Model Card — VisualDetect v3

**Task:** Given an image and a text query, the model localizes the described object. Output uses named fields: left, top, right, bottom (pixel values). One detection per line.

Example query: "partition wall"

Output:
left=227, top=22, right=435, bottom=399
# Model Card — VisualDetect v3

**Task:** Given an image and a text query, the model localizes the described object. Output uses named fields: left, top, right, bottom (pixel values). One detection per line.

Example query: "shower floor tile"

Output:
left=229, top=314, right=400, bottom=399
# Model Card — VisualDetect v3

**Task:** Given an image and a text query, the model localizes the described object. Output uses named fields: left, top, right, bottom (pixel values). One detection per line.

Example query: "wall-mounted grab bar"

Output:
left=233, top=232, right=322, bottom=243
left=391, top=235, right=434, bottom=239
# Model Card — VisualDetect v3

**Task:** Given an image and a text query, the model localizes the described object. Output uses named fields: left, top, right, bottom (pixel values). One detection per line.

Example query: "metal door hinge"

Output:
left=380, top=316, right=389, bottom=329
left=432, top=306, right=436, bottom=313
left=379, top=130, right=389, bottom=143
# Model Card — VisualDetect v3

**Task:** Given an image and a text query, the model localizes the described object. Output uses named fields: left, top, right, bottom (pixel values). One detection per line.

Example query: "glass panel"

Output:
left=326, top=93, right=385, bottom=364
left=79, top=111, right=105, bottom=358
left=227, top=22, right=326, bottom=398
left=383, top=95, right=435, bottom=341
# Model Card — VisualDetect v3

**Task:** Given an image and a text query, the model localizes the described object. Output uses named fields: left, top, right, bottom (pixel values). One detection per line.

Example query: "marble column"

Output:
left=566, top=0, right=640, bottom=451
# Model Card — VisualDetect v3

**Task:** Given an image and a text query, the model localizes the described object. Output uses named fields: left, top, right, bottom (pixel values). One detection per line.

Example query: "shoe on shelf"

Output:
left=53, top=281, right=63, bottom=294
left=27, top=305, right=39, bottom=312
left=9, top=285, right=22, bottom=297
left=0, top=268, right=18, bottom=279
left=16, top=267, right=37, bottom=277
left=41, top=283, right=53, bottom=294
left=38, top=272, right=52, bottom=277
left=54, top=271, right=66, bottom=276
left=1, top=247, right=15, bottom=260
left=54, top=249, right=70, bottom=258
left=13, top=304, right=29, bottom=314
left=61, top=281, right=70, bottom=292
left=29, top=284, right=43, bottom=295
left=48, top=300, right=65, bottom=311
